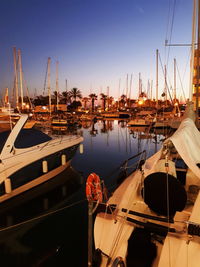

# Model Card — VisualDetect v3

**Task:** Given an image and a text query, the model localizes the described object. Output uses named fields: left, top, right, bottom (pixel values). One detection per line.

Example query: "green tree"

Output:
left=67, top=101, right=82, bottom=111
left=52, top=91, right=58, bottom=105
left=82, top=97, right=89, bottom=110
left=119, top=94, right=126, bottom=109
left=69, top=88, right=82, bottom=102
left=89, top=93, right=97, bottom=113
left=100, top=93, right=107, bottom=111
left=61, top=91, right=71, bottom=104
left=32, top=95, right=49, bottom=106
left=108, top=96, right=114, bottom=110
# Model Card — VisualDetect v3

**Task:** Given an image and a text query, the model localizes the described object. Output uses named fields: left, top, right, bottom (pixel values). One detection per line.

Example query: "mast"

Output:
left=26, top=87, right=33, bottom=110
left=4, top=88, right=9, bottom=107
left=126, top=73, right=128, bottom=98
left=18, top=49, right=24, bottom=110
left=118, top=78, right=121, bottom=110
left=65, top=79, right=68, bottom=92
left=65, top=79, right=69, bottom=106
left=118, top=78, right=121, bottom=98
left=196, top=0, right=200, bottom=112
left=129, top=74, right=133, bottom=107
left=147, top=79, right=150, bottom=99
left=156, top=49, right=159, bottom=108
left=13, top=47, right=19, bottom=109
left=56, top=61, right=59, bottom=110
left=139, top=72, right=141, bottom=96
left=107, top=86, right=109, bottom=110
left=47, top=57, right=51, bottom=117
left=164, top=65, right=167, bottom=104
left=174, top=58, right=177, bottom=101
left=190, top=0, right=197, bottom=102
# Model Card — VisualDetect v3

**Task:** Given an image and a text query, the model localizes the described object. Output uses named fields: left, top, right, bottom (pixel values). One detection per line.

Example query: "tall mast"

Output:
left=126, top=74, right=128, bottom=98
left=65, top=79, right=68, bottom=92
left=139, top=72, right=141, bottom=96
left=147, top=79, right=150, bottom=99
left=107, top=86, right=109, bottom=110
left=164, top=65, right=167, bottom=104
left=56, top=61, right=59, bottom=110
left=190, top=0, right=197, bottom=102
left=118, top=78, right=121, bottom=99
left=174, top=58, right=176, bottom=101
left=129, top=74, right=133, bottom=106
left=65, top=79, right=68, bottom=105
left=18, top=49, right=24, bottom=110
left=118, top=78, right=121, bottom=110
left=4, top=87, right=9, bottom=107
left=156, top=49, right=159, bottom=108
left=196, top=0, right=200, bottom=111
left=47, top=57, right=51, bottom=117
left=13, top=47, right=19, bottom=109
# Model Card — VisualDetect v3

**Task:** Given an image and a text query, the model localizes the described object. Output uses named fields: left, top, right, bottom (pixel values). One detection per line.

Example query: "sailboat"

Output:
left=0, top=113, right=83, bottom=203
left=93, top=2, right=200, bottom=266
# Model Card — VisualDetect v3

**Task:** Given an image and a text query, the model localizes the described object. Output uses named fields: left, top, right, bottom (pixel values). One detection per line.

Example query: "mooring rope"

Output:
left=0, top=198, right=86, bottom=232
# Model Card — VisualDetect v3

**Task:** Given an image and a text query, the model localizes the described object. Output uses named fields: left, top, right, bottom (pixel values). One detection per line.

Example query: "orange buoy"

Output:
left=86, top=173, right=103, bottom=202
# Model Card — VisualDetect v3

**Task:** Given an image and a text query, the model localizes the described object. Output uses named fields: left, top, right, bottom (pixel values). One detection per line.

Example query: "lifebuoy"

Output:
left=86, top=173, right=103, bottom=202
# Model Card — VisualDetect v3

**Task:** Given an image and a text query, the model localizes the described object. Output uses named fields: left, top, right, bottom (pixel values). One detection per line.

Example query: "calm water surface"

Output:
left=0, top=119, right=169, bottom=267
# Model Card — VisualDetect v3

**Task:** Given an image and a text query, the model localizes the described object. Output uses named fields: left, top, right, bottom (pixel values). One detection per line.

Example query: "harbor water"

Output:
left=0, top=119, right=168, bottom=267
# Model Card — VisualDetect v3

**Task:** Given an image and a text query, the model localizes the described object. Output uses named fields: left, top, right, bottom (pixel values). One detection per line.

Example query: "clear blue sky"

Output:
left=0, top=0, right=193, bottom=101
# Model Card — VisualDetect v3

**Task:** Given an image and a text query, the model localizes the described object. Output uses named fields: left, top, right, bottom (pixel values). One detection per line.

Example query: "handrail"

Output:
left=120, top=150, right=146, bottom=167
left=120, top=150, right=146, bottom=173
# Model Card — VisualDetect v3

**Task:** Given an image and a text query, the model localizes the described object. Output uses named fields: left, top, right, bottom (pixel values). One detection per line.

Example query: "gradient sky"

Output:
left=0, top=0, right=193, bottom=101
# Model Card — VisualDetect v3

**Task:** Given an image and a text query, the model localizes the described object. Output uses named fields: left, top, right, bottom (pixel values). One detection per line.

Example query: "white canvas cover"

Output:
left=167, top=117, right=200, bottom=179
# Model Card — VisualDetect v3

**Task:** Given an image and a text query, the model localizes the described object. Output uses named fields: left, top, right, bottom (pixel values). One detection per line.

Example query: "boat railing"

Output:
left=120, top=150, right=146, bottom=177
left=39, top=134, right=82, bottom=150
left=0, top=134, right=83, bottom=161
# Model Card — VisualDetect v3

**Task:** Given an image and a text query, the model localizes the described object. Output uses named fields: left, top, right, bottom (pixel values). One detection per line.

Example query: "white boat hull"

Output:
left=94, top=104, right=200, bottom=266
left=0, top=114, right=83, bottom=203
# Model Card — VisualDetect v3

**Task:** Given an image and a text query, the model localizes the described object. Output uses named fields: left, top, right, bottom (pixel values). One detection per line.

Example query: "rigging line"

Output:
left=176, top=61, right=187, bottom=102
left=106, top=157, right=148, bottom=257
left=108, top=152, right=148, bottom=258
left=158, top=53, right=173, bottom=102
left=166, top=0, right=178, bottom=69
left=23, top=73, right=33, bottom=109
left=165, top=0, right=173, bottom=50
left=99, top=204, right=110, bottom=249
left=137, top=124, right=154, bottom=162
left=0, top=198, right=86, bottom=232
left=108, top=173, right=143, bottom=260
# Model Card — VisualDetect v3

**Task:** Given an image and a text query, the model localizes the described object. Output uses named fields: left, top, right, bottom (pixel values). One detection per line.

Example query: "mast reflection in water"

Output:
left=0, top=119, right=170, bottom=266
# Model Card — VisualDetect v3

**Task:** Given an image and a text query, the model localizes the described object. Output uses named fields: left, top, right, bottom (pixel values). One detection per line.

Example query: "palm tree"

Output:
left=108, top=96, right=114, bottom=110
left=119, top=94, right=126, bottom=109
left=82, top=97, right=89, bottom=110
left=32, top=95, right=49, bottom=106
left=52, top=91, right=58, bottom=105
left=100, top=93, right=107, bottom=111
left=139, top=91, right=147, bottom=98
left=89, top=93, right=97, bottom=113
left=69, top=88, right=82, bottom=102
left=61, top=91, right=71, bottom=104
